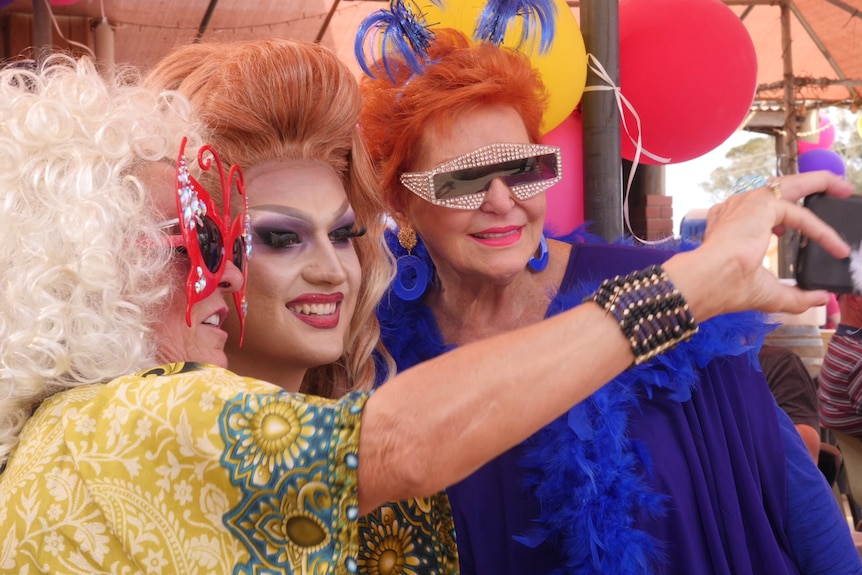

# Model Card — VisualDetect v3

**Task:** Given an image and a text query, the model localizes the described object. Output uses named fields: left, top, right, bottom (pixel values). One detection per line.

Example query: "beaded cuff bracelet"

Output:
left=584, top=265, right=699, bottom=365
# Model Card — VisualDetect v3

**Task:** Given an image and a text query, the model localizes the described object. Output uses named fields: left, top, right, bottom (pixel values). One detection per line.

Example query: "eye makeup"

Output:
left=248, top=202, right=362, bottom=253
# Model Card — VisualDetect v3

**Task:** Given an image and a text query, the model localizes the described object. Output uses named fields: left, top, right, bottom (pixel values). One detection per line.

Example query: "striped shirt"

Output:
left=818, top=324, right=862, bottom=436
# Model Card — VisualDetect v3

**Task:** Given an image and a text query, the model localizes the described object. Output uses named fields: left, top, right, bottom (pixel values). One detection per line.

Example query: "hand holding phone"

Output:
left=795, top=193, right=862, bottom=294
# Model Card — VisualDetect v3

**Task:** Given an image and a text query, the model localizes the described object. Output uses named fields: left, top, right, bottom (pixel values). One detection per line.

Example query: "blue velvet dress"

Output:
left=377, top=232, right=862, bottom=575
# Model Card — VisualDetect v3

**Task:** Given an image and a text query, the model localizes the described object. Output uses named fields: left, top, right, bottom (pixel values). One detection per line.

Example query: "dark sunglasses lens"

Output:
left=196, top=216, right=224, bottom=273
left=232, top=237, right=245, bottom=271
left=501, top=153, right=558, bottom=188
left=432, top=153, right=559, bottom=200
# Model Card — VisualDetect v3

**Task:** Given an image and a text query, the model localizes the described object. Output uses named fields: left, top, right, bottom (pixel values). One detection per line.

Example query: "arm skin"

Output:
left=795, top=424, right=821, bottom=462
left=357, top=171, right=854, bottom=515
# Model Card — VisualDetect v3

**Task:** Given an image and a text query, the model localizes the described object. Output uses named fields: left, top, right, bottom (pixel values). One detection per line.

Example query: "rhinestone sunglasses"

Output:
left=399, top=143, right=562, bottom=209
left=160, top=137, right=252, bottom=343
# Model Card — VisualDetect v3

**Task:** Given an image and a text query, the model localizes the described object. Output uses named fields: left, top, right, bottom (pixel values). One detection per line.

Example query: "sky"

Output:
left=664, top=129, right=755, bottom=232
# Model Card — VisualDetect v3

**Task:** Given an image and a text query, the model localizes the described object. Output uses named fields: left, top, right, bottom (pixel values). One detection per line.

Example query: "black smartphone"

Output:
left=795, top=193, right=862, bottom=294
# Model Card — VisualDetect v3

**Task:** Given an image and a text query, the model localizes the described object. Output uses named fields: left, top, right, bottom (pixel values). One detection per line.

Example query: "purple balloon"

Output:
left=798, top=148, right=846, bottom=177
left=0, top=0, right=13, bottom=7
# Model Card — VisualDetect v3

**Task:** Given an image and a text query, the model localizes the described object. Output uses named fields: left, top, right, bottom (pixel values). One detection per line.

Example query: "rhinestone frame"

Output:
left=172, top=137, right=251, bottom=343
left=399, top=143, right=562, bottom=210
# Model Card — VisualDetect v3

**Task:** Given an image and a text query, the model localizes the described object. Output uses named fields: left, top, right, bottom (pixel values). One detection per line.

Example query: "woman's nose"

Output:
left=304, top=242, right=349, bottom=285
left=479, top=178, right=516, bottom=213
left=218, top=259, right=244, bottom=293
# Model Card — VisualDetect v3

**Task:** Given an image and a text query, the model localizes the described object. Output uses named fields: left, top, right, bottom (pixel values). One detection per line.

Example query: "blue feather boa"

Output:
left=377, top=227, right=772, bottom=574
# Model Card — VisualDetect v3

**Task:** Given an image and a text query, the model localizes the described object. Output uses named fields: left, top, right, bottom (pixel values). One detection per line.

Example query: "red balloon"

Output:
left=619, top=0, right=757, bottom=165
left=540, top=109, right=584, bottom=235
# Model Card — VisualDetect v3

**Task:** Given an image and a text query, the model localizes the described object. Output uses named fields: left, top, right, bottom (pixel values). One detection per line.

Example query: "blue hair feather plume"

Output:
left=354, top=0, right=440, bottom=82
left=475, top=0, right=557, bottom=54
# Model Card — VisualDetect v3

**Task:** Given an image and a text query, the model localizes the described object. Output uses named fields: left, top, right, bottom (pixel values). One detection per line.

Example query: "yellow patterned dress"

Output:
left=0, top=362, right=457, bottom=575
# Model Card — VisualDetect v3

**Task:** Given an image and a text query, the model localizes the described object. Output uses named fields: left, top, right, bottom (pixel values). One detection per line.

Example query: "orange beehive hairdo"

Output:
left=359, top=28, right=549, bottom=213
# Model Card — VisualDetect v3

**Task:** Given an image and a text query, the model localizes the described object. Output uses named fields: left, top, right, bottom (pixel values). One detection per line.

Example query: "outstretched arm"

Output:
left=358, top=171, right=854, bottom=514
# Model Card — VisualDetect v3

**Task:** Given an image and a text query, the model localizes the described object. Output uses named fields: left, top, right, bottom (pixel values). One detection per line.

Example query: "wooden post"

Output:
left=32, top=0, right=52, bottom=60
left=93, top=19, right=114, bottom=73
left=777, top=0, right=798, bottom=278
left=580, top=0, right=622, bottom=241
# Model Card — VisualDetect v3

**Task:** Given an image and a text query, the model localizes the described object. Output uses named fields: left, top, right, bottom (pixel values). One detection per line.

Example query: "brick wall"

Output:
left=629, top=194, right=674, bottom=241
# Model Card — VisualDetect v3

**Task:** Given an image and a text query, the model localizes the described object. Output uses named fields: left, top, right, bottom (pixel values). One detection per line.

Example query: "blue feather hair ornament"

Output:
left=474, top=0, right=558, bottom=54
left=354, top=0, right=440, bottom=82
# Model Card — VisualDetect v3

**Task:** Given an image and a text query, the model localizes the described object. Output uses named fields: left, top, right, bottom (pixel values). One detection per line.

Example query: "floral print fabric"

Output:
left=358, top=496, right=458, bottom=575
left=0, top=362, right=457, bottom=574
left=0, top=362, right=367, bottom=574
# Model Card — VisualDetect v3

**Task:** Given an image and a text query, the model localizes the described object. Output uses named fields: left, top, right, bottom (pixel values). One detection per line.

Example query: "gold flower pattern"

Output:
left=222, top=393, right=320, bottom=485
left=0, top=362, right=458, bottom=575
left=358, top=495, right=458, bottom=575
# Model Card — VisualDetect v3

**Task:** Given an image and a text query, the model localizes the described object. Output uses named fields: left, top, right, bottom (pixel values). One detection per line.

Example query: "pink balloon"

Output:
left=798, top=115, right=836, bottom=155
left=540, top=110, right=584, bottom=235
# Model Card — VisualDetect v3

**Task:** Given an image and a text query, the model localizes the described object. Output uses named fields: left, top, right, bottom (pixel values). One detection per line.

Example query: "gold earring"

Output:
left=397, top=224, right=417, bottom=252
left=393, top=222, right=429, bottom=301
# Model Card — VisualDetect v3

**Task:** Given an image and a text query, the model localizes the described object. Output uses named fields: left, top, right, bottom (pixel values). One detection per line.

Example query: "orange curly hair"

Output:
left=359, top=28, right=549, bottom=213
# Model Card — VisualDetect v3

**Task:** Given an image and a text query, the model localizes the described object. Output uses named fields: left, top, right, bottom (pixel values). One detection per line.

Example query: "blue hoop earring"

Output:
left=393, top=225, right=430, bottom=301
left=528, top=234, right=549, bottom=272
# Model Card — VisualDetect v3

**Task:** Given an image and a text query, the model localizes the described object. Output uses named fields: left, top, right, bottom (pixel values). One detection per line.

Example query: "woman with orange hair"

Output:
left=357, top=7, right=861, bottom=574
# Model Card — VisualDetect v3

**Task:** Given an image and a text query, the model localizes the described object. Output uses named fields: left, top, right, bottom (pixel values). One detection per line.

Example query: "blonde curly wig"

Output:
left=0, top=55, right=204, bottom=466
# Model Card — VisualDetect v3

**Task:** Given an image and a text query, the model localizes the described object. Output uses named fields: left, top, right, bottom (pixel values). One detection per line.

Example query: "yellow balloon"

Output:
left=857, top=113, right=862, bottom=140
left=414, top=0, right=586, bottom=134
